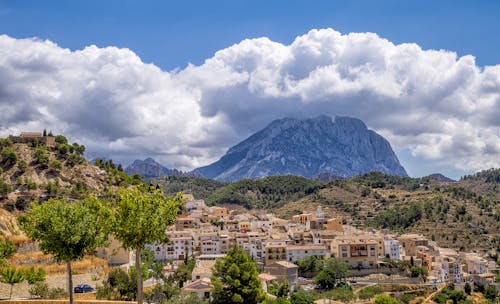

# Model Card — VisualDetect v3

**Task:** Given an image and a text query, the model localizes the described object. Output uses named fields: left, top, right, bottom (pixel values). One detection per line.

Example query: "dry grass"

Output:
left=9, top=252, right=108, bottom=276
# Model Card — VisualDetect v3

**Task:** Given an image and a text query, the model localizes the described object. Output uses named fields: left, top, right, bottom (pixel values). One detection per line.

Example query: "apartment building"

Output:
left=286, top=244, right=329, bottom=263
left=331, top=235, right=379, bottom=268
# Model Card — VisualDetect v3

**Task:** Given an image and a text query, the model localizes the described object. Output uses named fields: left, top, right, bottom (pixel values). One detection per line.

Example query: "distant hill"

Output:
left=195, top=116, right=407, bottom=181
left=426, top=173, right=455, bottom=182
left=125, top=157, right=183, bottom=178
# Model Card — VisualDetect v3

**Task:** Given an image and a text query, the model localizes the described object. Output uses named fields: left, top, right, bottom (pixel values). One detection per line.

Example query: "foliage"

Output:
left=112, top=186, right=182, bottom=304
left=155, top=175, right=226, bottom=200
left=297, top=255, right=323, bottom=276
left=97, top=267, right=137, bottom=301
left=206, top=175, right=323, bottom=209
left=358, top=285, right=382, bottom=299
left=312, top=258, right=348, bottom=290
left=0, top=238, right=16, bottom=259
left=290, top=288, right=314, bottom=304
left=19, top=196, right=111, bottom=304
left=371, top=202, right=422, bottom=230
left=211, top=245, right=265, bottom=304
left=485, top=286, right=497, bottom=301
left=174, top=256, right=196, bottom=288
left=268, top=280, right=290, bottom=298
left=112, top=187, right=182, bottom=250
left=462, top=168, right=500, bottom=183
left=95, top=158, right=143, bottom=186
left=24, top=266, right=46, bottom=285
left=1, top=146, right=17, bottom=167
left=372, top=294, right=400, bottom=304
left=34, top=147, right=49, bottom=166
left=0, top=178, right=12, bottom=196
left=0, top=266, right=25, bottom=299
left=17, top=159, right=27, bottom=172
left=410, top=266, right=428, bottom=281
left=464, top=282, right=471, bottom=295
left=433, top=286, right=469, bottom=304
left=49, top=159, right=63, bottom=170
left=162, top=293, right=209, bottom=304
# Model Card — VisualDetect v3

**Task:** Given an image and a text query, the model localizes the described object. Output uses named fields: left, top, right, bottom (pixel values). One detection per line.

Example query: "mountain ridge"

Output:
left=195, top=115, right=407, bottom=181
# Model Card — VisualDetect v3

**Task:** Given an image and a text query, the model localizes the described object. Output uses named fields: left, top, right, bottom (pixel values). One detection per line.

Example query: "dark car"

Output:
left=74, top=284, right=94, bottom=293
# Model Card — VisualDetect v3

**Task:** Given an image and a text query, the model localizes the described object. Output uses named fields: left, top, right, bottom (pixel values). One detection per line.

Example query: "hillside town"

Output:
left=97, top=194, right=500, bottom=301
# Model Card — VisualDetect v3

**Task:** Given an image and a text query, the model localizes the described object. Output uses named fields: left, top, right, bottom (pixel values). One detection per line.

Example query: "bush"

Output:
left=358, top=285, right=382, bottom=299
left=49, top=159, right=62, bottom=170
left=0, top=179, right=12, bottom=197
left=96, top=268, right=137, bottom=301
left=29, top=282, right=68, bottom=299
left=17, top=159, right=27, bottom=172
left=1, top=147, right=17, bottom=166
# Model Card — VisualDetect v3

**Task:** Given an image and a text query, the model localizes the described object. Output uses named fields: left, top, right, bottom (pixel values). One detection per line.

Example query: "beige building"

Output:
left=265, top=244, right=287, bottom=265
left=324, top=217, right=343, bottom=232
left=331, top=235, right=379, bottom=268
left=96, top=236, right=131, bottom=265
left=398, top=234, right=429, bottom=257
left=264, top=261, right=298, bottom=286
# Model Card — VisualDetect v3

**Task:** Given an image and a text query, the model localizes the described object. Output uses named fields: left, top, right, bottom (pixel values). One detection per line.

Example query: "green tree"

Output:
left=211, top=245, right=265, bottom=304
left=112, top=187, right=182, bottom=304
left=485, top=286, right=497, bottom=301
left=464, top=282, right=471, bottom=295
left=373, top=294, right=399, bottom=304
left=290, top=288, right=314, bottom=304
left=313, top=258, right=348, bottom=290
left=0, top=266, right=25, bottom=299
left=19, top=196, right=110, bottom=304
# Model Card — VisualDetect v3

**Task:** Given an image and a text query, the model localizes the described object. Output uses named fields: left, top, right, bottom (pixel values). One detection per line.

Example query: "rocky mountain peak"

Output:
left=195, top=115, right=407, bottom=181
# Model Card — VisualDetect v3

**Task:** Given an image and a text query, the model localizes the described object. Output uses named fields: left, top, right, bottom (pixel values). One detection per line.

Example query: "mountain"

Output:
left=125, top=157, right=182, bottom=178
left=426, top=173, right=455, bottom=182
left=195, top=115, right=407, bottom=181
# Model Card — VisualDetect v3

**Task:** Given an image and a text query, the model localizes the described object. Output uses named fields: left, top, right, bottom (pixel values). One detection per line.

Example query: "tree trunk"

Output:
left=67, top=260, right=74, bottom=304
left=136, top=246, right=143, bottom=304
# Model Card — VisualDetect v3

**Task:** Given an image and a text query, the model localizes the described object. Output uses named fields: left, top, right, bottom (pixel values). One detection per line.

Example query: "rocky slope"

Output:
left=195, top=116, right=407, bottom=181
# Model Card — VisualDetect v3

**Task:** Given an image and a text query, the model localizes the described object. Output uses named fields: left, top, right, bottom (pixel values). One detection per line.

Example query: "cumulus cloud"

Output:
left=0, top=29, right=499, bottom=174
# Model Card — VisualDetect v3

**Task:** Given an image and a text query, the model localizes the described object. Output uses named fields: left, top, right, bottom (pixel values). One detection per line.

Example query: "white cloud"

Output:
left=0, top=29, right=499, bottom=175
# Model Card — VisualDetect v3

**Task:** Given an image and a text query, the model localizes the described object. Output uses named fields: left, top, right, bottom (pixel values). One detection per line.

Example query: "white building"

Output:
left=286, top=245, right=329, bottom=263
left=384, top=238, right=402, bottom=260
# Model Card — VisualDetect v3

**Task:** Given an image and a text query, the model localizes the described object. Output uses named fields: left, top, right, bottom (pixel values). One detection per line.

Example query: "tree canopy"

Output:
left=211, top=245, right=265, bottom=304
left=112, top=187, right=182, bottom=304
left=313, top=258, right=349, bottom=290
left=19, top=196, right=110, bottom=304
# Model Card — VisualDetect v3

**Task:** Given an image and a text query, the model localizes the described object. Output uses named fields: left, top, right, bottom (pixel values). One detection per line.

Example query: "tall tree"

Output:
left=19, top=196, right=110, bottom=304
left=211, top=245, right=265, bottom=304
left=112, top=187, right=182, bottom=304
left=0, top=266, right=25, bottom=299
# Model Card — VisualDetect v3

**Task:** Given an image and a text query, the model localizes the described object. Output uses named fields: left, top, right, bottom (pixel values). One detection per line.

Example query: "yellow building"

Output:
left=398, top=234, right=429, bottom=257
left=324, top=217, right=343, bottom=232
left=331, top=235, right=379, bottom=268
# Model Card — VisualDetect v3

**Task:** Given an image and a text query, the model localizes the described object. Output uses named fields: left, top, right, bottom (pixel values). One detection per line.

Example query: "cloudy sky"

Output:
left=0, top=1, right=499, bottom=179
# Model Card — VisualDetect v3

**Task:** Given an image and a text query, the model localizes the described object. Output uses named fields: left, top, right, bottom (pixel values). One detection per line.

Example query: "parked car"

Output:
left=74, top=284, right=94, bottom=293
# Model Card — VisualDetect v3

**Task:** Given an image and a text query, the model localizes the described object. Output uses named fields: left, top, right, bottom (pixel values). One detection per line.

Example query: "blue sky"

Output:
left=1, top=0, right=499, bottom=69
left=0, top=0, right=499, bottom=179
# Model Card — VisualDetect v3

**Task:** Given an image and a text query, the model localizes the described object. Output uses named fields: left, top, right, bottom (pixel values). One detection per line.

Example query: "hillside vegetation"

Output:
left=152, top=169, right=499, bottom=253
left=0, top=135, right=141, bottom=236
